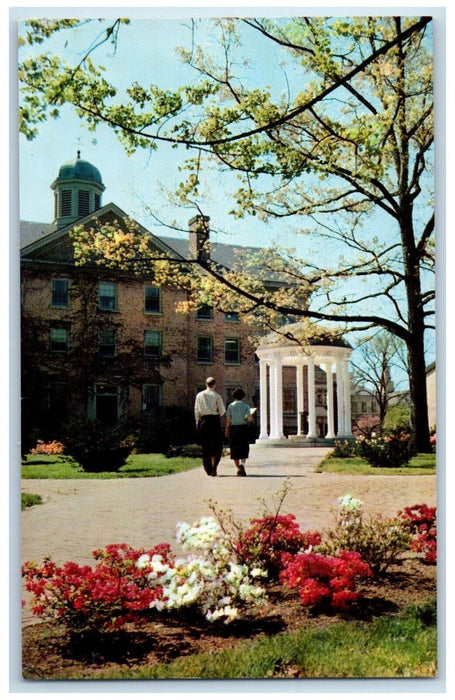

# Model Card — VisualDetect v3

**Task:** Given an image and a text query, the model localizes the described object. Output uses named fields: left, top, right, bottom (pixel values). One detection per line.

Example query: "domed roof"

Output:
left=257, top=322, right=352, bottom=350
left=53, top=151, right=104, bottom=186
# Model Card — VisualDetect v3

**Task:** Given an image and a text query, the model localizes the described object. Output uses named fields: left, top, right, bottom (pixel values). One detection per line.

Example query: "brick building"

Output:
left=20, top=154, right=264, bottom=440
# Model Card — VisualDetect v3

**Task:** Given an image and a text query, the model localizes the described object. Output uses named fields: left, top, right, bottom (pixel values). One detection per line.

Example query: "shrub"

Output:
left=317, top=495, right=412, bottom=577
left=330, top=440, right=358, bottom=458
left=166, top=443, right=203, bottom=459
left=280, top=550, right=372, bottom=611
left=30, top=440, right=65, bottom=455
left=235, top=514, right=321, bottom=579
left=138, top=516, right=268, bottom=624
left=356, top=434, right=413, bottom=468
left=22, top=543, right=173, bottom=634
left=399, top=504, right=437, bottom=564
left=134, top=406, right=198, bottom=454
left=62, top=418, right=132, bottom=472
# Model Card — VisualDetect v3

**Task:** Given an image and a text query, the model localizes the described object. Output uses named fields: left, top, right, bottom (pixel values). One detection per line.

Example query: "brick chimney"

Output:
left=188, top=215, right=210, bottom=263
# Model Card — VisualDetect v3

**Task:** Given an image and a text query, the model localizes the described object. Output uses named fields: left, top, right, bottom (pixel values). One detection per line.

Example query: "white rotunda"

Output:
left=255, top=323, right=353, bottom=442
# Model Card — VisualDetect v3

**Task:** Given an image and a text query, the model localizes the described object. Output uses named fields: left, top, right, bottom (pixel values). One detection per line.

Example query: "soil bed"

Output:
left=22, top=556, right=437, bottom=680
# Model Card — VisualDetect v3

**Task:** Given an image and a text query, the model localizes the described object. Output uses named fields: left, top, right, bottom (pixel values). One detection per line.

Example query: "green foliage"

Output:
left=62, top=418, right=132, bottom=472
left=316, top=498, right=412, bottom=577
left=383, top=405, right=412, bottom=435
left=356, top=434, right=414, bottom=468
left=329, top=440, right=358, bottom=458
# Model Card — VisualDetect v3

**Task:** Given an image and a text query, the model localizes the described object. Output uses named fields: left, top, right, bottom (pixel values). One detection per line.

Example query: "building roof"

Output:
left=52, top=152, right=104, bottom=188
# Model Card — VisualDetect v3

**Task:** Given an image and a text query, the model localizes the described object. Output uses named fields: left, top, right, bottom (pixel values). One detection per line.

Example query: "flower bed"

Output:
left=22, top=495, right=437, bottom=650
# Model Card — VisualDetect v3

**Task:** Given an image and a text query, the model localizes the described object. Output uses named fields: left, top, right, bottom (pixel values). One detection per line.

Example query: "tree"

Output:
left=351, top=331, right=408, bottom=425
left=18, top=16, right=435, bottom=451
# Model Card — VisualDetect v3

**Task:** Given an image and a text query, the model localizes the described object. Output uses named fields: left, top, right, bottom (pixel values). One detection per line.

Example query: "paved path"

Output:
left=21, top=445, right=436, bottom=625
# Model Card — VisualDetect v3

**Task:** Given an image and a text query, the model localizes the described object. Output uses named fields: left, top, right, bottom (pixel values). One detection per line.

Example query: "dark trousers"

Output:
left=198, top=415, right=223, bottom=475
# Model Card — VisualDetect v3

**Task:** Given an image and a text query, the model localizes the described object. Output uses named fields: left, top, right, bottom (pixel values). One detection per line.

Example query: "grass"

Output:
left=69, top=599, right=437, bottom=680
left=21, top=492, right=43, bottom=510
left=21, top=453, right=201, bottom=479
left=316, top=452, right=436, bottom=475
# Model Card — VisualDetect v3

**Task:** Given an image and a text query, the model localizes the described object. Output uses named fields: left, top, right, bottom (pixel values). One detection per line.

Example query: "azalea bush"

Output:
left=22, top=543, right=173, bottom=634
left=356, top=434, right=413, bottom=468
left=30, top=440, right=65, bottom=455
left=399, top=504, right=437, bottom=564
left=138, top=516, right=268, bottom=623
left=280, top=550, right=372, bottom=611
left=235, top=514, right=321, bottom=579
left=316, top=495, right=412, bottom=576
left=330, top=440, right=358, bottom=459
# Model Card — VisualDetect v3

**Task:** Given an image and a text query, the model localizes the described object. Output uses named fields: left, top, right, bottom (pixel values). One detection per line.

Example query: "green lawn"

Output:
left=317, top=452, right=436, bottom=475
left=21, top=453, right=201, bottom=479
left=68, top=599, right=437, bottom=680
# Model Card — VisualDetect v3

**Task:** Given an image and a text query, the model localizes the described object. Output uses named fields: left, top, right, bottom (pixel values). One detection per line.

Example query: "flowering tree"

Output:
left=18, top=16, right=435, bottom=452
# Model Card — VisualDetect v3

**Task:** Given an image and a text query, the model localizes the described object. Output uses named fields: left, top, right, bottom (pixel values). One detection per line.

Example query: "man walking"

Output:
left=194, top=377, right=226, bottom=476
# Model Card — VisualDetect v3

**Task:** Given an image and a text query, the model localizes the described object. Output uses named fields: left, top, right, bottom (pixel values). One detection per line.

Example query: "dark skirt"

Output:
left=229, top=425, right=250, bottom=460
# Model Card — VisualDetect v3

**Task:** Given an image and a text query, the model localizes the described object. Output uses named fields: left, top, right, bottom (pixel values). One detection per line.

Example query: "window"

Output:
left=51, top=279, right=70, bottom=308
left=99, top=282, right=117, bottom=311
left=61, top=190, right=72, bottom=217
left=197, top=336, right=213, bottom=363
left=224, top=338, right=240, bottom=364
left=225, top=312, right=239, bottom=322
left=144, top=330, right=162, bottom=359
left=98, top=329, right=116, bottom=356
left=196, top=304, right=213, bottom=320
left=361, top=401, right=367, bottom=412
left=50, top=327, right=69, bottom=352
left=94, top=193, right=101, bottom=210
left=78, top=190, right=90, bottom=217
left=142, top=384, right=162, bottom=412
left=144, top=285, right=161, bottom=314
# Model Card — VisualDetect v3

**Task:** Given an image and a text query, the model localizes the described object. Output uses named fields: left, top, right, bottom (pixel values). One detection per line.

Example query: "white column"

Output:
left=307, top=356, right=317, bottom=438
left=296, top=362, right=304, bottom=436
left=342, top=359, right=352, bottom=436
left=326, top=362, right=335, bottom=438
left=269, top=360, right=277, bottom=439
left=270, top=354, right=284, bottom=439
left=336, top=359, right=346, bottom=435
left=259, top=360, right=269, bottom=440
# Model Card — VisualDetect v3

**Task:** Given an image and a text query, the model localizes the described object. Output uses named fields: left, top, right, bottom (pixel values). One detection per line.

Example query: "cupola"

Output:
left=51, top=151, right=105, bottom=229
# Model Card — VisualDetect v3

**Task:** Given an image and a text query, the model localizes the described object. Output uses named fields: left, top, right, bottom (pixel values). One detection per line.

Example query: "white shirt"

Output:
left=195, top=388, right=226, bottom=422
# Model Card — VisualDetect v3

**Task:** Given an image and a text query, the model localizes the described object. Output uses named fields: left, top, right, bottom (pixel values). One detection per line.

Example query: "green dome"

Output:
left=54, top=151, right=103, bottom=186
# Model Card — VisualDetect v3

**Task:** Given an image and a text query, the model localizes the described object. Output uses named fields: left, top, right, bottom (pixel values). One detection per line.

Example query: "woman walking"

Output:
left=225, top=388, right=254, bottom=476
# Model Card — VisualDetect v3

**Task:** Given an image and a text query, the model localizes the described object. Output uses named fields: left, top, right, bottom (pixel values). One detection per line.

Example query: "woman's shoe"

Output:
left=237, top=466, right=247, bottom=476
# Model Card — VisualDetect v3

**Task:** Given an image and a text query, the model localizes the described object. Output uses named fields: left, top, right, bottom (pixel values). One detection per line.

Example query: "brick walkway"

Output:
left=21, top=444, right=436, bottom=626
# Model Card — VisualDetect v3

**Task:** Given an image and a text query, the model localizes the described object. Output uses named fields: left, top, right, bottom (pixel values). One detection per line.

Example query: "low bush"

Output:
left=62, top=418, right=133, bottom=472
left=235, top=514, right=321, bottom=579
left=399, top=504, right=437, bottom=564
left=30, top=440, right=65, bottom=455
left=330, top=440, right=358, bottom=458
left=356, top=434, right=414, bottom=468
left=280, top=550, right=372, bottom=611
left=316, top=495, right=412, bottom=576
left=22, top=543, right=173, bottom=634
